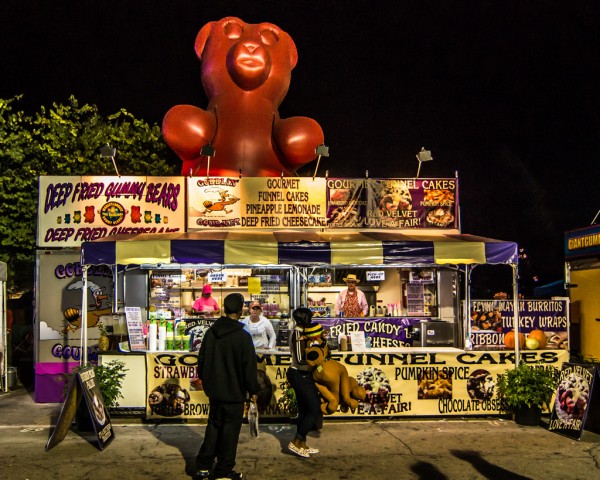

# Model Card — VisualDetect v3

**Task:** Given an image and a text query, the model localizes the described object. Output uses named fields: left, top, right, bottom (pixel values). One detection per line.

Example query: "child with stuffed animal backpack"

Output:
left=286, top=307, right=326, bottom=458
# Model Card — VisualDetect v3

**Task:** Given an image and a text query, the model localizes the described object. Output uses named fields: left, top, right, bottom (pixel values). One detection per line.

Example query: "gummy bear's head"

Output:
left=195, top=17, right=298, bottom=104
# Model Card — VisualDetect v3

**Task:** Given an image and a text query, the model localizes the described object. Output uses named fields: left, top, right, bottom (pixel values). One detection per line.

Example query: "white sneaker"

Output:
left=288, top=441, right=310, bottom=458
left=305, top=446, right=319, bottom=454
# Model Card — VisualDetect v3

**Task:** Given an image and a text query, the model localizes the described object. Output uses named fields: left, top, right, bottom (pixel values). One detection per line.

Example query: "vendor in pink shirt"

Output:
left=192, top=284, right=221, bottom=317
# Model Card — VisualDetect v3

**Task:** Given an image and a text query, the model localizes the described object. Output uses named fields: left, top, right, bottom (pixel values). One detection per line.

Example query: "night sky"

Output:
left=2, top=1, right=599, bottom=286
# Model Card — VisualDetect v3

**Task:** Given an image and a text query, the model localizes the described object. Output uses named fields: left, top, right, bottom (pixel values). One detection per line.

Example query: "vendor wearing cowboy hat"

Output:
left=334, top=273, right=369, bottom=318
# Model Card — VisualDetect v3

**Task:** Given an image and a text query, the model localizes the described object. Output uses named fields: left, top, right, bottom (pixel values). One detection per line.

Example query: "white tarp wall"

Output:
left=0, top=261, right=7, bottom=392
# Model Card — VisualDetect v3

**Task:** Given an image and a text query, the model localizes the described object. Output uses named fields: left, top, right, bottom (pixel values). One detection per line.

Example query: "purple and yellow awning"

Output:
left=80, top=230, right=518, bottom=267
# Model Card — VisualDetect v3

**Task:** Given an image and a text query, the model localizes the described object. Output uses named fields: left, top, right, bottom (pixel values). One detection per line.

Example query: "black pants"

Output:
left=286, top=368, right=321, bottom=442
left=196, top=399, right=244, bottom=477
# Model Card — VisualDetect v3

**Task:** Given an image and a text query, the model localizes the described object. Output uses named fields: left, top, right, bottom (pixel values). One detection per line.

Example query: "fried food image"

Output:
left=546, top=332, right=568, bottom=350
left=555, top=373, right=589, bottom=421
left=425, top=207, right=455, bottom=227
left=418, top=369, right=452, bottom=399
left=330, top=189, right=350, bottom=202
left=328, top=205, right=359, bottom=227
left=148, top=382, right=191, bottom=417
left=470, top=310, right=502, bottom=332
left=356, top=367, right=391, bottom=413
left=424, top=189, right=455, bottom=205
left=466, top=369, right=495, bottom=401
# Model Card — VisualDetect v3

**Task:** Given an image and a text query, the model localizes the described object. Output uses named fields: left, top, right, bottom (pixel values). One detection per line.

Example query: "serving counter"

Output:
left=101, top=346, right=568, bottom=420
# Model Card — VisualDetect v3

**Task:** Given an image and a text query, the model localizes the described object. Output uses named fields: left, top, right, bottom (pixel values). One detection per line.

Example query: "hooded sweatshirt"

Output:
left=197, top=315, right=260, bottom=403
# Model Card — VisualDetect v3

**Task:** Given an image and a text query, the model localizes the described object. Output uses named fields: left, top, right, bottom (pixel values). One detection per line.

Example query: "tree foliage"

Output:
left=0, top=95, right=177, bottom=289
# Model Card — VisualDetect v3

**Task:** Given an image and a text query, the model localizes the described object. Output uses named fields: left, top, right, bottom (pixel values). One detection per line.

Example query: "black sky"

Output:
left=2, top=1, right=599, bottom=285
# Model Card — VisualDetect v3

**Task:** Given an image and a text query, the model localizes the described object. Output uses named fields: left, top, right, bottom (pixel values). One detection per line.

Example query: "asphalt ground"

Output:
left=1, top=382, right=599, bottom=480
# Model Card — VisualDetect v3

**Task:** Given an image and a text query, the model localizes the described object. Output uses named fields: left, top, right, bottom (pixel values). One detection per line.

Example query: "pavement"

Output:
left=1, top=380, right=600, bottom=480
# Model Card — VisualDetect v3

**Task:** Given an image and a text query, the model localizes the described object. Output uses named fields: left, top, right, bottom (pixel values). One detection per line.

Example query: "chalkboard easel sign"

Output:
left=46, top=366, right=115, bottom=451
left=549, top=363, right=600, bottom=440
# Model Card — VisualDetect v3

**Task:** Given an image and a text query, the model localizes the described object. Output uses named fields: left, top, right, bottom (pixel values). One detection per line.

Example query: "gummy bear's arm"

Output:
left=273, top=116, right=324, bottom=170
left=162, top=105, right=217, bottom=175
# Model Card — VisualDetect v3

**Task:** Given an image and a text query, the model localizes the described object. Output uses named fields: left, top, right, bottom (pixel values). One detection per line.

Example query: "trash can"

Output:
left=6, top=366, right=18, bottom=390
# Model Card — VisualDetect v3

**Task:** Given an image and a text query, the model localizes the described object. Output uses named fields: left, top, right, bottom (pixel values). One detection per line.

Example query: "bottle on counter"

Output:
left=166, top=320, right=174, bottom=350
left=148, top=318, right=158, bottom=351
left=369, top=305, right=376, bottom=317
left=158, top=319, right=167, bottom=351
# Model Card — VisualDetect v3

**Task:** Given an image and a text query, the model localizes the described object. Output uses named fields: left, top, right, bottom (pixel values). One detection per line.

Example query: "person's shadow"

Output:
left=145, top=421, right=202, bottom=477
left=410, top=461, right=448, bottom=479
left=451, top=449, right=532, bottom=479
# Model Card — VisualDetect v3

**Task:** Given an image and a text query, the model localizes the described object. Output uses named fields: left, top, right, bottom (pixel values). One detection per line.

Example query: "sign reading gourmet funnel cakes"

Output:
left=356, top=367, right=391, bottom=413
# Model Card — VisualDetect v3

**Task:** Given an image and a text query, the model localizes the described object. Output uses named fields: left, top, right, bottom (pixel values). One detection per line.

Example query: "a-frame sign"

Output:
left=46, top=366, right=115, bottom=451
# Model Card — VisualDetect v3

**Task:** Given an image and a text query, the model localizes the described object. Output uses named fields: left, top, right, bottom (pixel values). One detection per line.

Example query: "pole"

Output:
left=512, top=264, right=520, bottom=367
left=81, top=265, right=88, bottom=366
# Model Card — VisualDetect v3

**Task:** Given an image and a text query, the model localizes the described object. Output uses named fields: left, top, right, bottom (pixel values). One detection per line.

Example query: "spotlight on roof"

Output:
left=415, top=147, right=433, bottom=178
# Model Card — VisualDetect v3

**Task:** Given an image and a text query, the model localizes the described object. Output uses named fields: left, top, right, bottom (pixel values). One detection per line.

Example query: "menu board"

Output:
left=149, top=270, right=181, bottom=310
left=125, top=307, right=146, bottom=351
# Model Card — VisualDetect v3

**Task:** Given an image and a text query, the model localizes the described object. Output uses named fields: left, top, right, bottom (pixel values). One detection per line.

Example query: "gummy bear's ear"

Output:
left=195, top=21, right=215, bottom=60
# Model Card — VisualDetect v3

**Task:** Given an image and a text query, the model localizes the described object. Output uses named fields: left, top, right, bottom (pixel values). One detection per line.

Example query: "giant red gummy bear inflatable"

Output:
left=162, top=17, right=325, bottom=177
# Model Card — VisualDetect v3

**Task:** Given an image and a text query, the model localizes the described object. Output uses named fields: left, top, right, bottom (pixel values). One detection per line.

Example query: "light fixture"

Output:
left=415, top=147, right=433, bottom=178
left=312, top=144, right=330, bottom=180
left=194, top=144, right=216, bottom=178
left=100, top=144, right=120, bottom=177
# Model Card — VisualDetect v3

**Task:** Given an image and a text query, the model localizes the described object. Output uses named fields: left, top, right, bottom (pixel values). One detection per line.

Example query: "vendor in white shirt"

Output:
left=334, top=273, right=369, bottom=318
left=241, top=301, right=277, bottom=350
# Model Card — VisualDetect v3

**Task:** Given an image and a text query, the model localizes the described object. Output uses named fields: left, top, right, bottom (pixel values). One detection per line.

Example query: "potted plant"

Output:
left=496, top=362, right=558, bottom=426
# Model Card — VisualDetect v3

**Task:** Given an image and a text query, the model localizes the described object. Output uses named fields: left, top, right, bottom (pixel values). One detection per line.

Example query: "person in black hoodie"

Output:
left=195, top=293, right=259, bottom=480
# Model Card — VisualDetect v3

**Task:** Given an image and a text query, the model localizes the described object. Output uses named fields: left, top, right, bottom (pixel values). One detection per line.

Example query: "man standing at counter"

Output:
left=195, top=293, right=259, bottom=480
left=334, top=274, right=369, bottom=318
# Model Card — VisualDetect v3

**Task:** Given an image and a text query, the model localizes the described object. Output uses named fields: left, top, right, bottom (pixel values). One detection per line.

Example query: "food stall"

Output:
left=564, top=224, right=600, bottom=359
left=34, top=174, right=569, bottom=416
left=78, top=229, right=568, bottom=419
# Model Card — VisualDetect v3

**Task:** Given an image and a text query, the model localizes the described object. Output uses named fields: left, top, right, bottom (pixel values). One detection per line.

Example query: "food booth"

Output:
left=34, top=175, right=569, bottom=418
left=78, top=229, right=568, bottom=419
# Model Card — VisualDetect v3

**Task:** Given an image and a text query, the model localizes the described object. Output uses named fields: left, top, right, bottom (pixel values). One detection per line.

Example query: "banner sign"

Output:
left=549, top=363, right=600, bottom=439
left=187, top=177, right=327, bottom=229
left=318, top=317, right=420, bottom=348
left=187, top=177, right=459, bottom=230
left=145, top=350, right=568, bottom=419
left=326, top=178, right=459, bottom=229
left=38, top=176, right=185, bottom=247
left=469, top=299, right=569, bottom=350
left=564, top=225, right=600, bottom=259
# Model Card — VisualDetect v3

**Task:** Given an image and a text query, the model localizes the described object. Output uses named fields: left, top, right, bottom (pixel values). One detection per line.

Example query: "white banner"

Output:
left=38, top=176, right=186, bottom=247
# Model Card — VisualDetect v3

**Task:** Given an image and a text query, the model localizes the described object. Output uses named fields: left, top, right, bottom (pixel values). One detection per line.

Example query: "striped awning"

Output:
left=80, top=230, right=518, bottom=267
